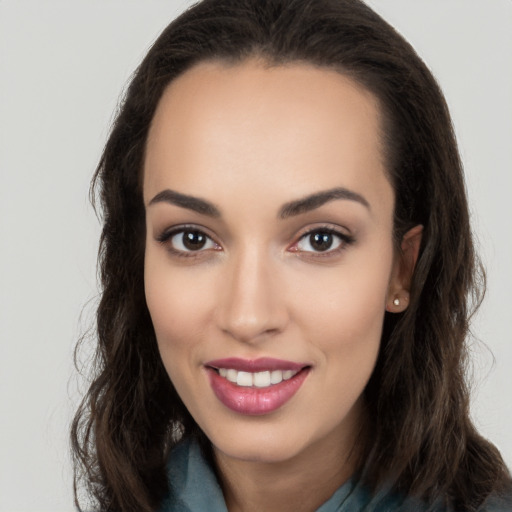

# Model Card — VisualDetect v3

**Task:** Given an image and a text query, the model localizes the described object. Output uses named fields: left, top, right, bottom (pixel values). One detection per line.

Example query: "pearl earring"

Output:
left=393, top=298, right=400, bottom=306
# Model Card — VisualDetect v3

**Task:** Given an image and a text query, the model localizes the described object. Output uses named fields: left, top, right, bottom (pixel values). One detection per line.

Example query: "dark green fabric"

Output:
left=160, top=439, right=512, bottom=512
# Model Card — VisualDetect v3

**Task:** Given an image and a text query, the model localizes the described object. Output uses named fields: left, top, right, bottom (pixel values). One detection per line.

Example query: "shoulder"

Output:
left=345, top=482, right=512, bottom=512
left=159, top=438, right=228, bottom=512
left=479, top=490, right=512, bottom=511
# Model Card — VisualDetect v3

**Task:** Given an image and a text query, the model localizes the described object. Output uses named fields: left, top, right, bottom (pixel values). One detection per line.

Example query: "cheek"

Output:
left=288, top=245, right=393, bottom=402
left=144, top=262, right=214, bottom=422
left=144, top=252, right=215, bottom=368
left=307, top=287, right=386, bottom=391
left=291, top=244, right=394, bottom=355
left=296, top=251, right=392, bottom=415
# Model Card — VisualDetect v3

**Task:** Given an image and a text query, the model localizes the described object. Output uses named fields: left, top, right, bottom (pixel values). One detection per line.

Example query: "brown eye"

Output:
left=295, top=229, right=350, bottom=254
left=182, top=230, right=207, bottom=250
left=309, top=232, right=334, bottom=251
left=168, top=229, right=218, bottom=252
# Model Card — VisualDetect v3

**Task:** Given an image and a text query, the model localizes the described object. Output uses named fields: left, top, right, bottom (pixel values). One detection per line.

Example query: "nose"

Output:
left=215, top=245, right=289, bottom=344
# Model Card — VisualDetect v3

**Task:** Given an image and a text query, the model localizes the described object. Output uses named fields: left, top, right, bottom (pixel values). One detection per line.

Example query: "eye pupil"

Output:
left=183, top=230, right=207, bottom=250
left=310, top=232, right=333, bottom=251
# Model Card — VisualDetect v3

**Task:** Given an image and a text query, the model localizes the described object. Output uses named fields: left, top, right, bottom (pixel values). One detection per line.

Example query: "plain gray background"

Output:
left=1, top=1, right=511, bottom=510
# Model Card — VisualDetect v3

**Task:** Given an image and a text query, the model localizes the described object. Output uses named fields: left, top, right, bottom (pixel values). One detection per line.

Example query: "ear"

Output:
left=386, top=224, right=423, bottom=313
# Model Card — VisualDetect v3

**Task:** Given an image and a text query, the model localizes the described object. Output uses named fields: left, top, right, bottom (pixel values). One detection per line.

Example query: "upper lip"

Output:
left=205, top=357, right=308, bottom=372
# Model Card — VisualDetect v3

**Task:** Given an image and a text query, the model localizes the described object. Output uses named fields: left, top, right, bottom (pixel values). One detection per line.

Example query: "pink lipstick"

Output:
left=205, top=357, right=310, bottom=415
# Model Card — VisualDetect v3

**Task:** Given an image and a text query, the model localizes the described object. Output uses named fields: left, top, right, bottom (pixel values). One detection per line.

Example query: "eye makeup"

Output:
left=155, top=222, right=356, bottom=261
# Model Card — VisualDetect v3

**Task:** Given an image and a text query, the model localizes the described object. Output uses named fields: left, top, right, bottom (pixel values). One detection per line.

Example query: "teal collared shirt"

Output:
left=159, top=440, right=512, bottom=512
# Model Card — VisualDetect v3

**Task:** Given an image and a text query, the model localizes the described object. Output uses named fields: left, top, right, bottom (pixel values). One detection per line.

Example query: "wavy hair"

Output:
left=71, top=0, right=511, bottom=510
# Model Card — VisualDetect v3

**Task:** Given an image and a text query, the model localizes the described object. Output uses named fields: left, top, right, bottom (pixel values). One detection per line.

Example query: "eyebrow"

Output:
left=148, top=186, right=370, bottom=219
left=148, top=189, right=221, bottom=217
left=279, top=187, right=370, bottom=219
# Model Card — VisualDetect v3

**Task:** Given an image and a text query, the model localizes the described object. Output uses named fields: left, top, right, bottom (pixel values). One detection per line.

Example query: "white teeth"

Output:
left=270, top=370, right=283, bottom=384
left=253, top=371, right=271, bottom=388
left=236, top=371, right=253, bottom=387
left=217, top=368, right=300, bottom=388
left=226, top=369, right=238, bottom=383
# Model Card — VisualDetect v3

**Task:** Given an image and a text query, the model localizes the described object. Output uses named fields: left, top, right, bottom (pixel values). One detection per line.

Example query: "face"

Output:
left=143, top=60, right=409, bottom=467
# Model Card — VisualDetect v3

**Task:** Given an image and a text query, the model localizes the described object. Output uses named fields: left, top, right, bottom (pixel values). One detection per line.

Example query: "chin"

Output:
left=202, top=409, right=352, bottom=467
left=212, top=433, right=306, bottom=465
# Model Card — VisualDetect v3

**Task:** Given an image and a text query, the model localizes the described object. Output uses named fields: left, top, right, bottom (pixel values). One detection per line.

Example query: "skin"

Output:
left=143, top=59, right=421, bottom=512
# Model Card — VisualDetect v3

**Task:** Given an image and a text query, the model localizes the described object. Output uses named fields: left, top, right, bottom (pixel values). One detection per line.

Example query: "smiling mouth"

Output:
left=205, top=358, right=311, bottom=415
left=205, top=357, right=310, bottom=388
left=213, top=368, right=301, bottom=388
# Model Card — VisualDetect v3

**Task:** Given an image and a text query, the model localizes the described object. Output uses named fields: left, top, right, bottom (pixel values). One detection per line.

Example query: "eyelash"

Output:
left=156, top=225, right=221, bottom=258
left=156, top=225, right=355, bottom=259
left=290, top=226, right=355, bottom=257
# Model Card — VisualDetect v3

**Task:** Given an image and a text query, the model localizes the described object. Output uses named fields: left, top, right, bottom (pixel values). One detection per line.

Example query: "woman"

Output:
left=71, top=0, right=512, bottom=511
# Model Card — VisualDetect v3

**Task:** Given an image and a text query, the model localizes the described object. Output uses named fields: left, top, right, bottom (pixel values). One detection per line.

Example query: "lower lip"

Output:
left=207, top=367, right=310, bottom=415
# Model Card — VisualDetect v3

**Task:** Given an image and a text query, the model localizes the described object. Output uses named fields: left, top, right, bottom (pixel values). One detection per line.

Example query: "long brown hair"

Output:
left=71, top=0, right=511, bottom=510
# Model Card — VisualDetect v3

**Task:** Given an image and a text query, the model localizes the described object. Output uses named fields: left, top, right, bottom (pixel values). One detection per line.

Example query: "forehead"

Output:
left=143, top=59, right=391, bottom=215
